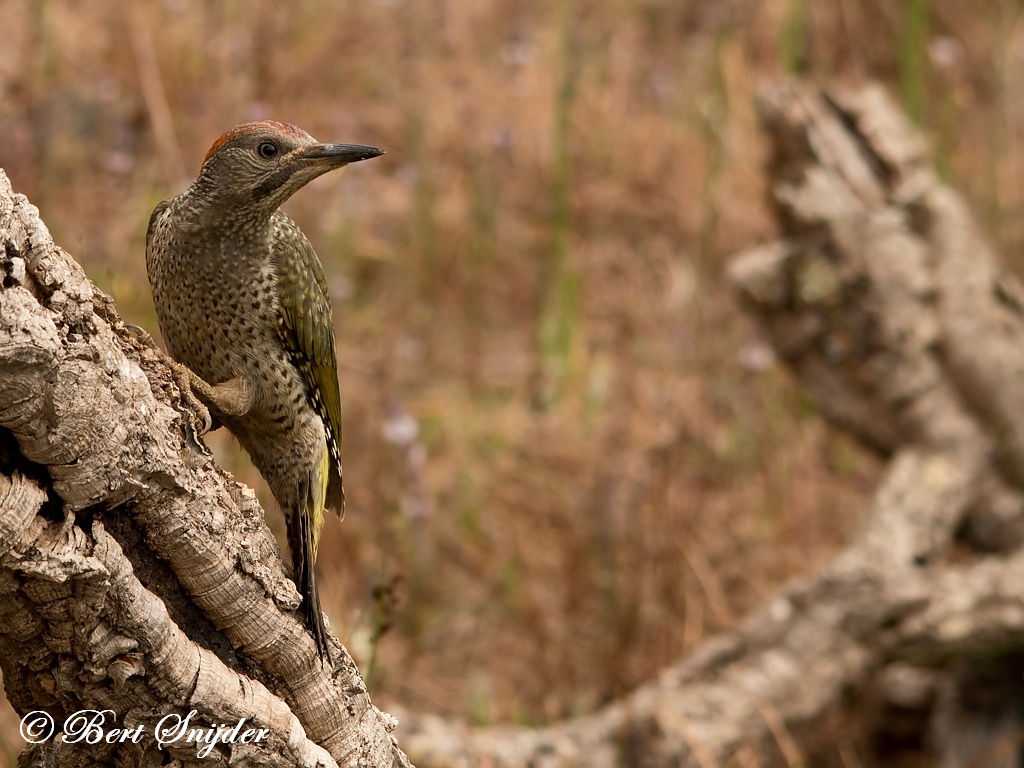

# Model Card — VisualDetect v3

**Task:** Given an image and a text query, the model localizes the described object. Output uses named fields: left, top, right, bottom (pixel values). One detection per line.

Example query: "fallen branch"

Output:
left=392, top=82, right=1024, bottom=766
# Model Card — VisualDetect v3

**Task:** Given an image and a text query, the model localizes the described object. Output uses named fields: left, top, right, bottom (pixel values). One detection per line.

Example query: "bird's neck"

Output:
left=173, top=176, right=275, bottom=239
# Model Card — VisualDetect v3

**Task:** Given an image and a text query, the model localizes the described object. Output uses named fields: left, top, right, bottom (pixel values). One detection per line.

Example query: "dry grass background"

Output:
left=2, top=0, right=1024, bottom=764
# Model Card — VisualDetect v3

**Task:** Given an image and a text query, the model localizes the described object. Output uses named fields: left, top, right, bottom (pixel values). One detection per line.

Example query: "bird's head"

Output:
left=192, top=121, right=383, bottom=217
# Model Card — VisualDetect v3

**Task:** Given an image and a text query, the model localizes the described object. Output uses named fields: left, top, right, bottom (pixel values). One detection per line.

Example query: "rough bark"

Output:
left=389, top=83, right=1024, bottom=765
left=0, top=174, right=408, bottom=766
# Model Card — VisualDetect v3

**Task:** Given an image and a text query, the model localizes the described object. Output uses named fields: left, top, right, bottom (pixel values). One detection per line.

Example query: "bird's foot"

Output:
left=167, top=362, right=215, bottom=436
left=124, top=325, right=214, bottom=454
left=124, top=324, right=214, bottom=435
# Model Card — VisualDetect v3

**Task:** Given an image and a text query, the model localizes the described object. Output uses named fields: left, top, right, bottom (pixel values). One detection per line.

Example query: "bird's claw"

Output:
left=182, top=418, right=213, bottom=459
left=169, top=362, right=214, bottom=437
left=177, top=377, right=213, bottom=459
left=124, top=323, right=158, bottom=349
left=123, top=324, right=212, bottom=447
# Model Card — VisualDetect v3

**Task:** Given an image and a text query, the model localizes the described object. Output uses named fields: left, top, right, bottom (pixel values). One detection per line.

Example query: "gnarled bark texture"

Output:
left=0, top=174, right=409, bottom=766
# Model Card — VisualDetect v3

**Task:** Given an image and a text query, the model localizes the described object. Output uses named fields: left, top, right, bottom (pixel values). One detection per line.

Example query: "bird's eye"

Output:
left=257, top=142, right=279, bottom=159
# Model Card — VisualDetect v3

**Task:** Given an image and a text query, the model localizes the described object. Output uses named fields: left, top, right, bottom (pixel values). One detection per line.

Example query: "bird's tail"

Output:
left=290, top=445, right=331, bottom=663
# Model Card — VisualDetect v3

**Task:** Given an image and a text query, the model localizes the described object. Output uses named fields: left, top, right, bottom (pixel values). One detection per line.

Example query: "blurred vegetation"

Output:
left=3, top=0, right=1024, bottom=763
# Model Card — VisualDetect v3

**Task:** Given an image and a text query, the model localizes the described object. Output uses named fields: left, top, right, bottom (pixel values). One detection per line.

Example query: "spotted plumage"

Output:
left=145, top=121, right=383, bottom=661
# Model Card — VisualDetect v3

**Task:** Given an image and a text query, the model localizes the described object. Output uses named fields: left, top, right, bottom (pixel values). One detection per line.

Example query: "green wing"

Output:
left=271, top=211, right=344, bottom=513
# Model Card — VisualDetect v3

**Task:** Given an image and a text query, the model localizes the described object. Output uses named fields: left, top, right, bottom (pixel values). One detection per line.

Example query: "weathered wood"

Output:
left=0, top=175, right=408, bottom=768
left=391, top=82, right=1024, bottom=766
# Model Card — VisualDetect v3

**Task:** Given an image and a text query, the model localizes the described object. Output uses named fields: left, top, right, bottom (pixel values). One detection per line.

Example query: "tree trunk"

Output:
left=0, top=175, right=409, bottom=766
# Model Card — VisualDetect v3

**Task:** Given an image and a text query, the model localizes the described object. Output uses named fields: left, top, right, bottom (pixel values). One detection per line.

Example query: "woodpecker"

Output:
left=146, top=120, right=383, bottom=661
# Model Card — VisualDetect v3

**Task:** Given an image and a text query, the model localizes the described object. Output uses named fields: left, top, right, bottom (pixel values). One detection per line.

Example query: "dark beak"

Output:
left=302, top=143, right=384, bottom=165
